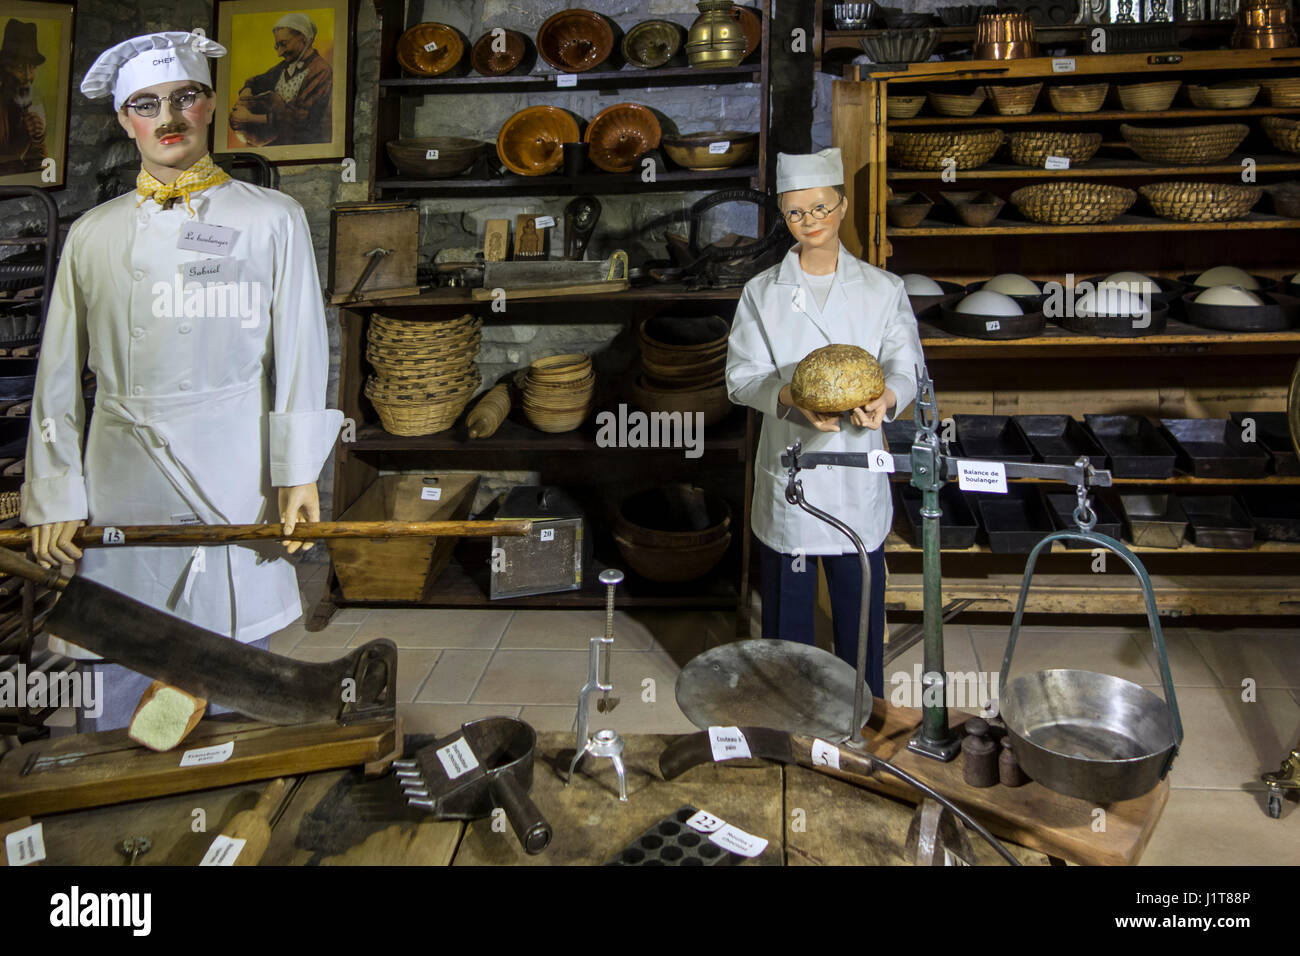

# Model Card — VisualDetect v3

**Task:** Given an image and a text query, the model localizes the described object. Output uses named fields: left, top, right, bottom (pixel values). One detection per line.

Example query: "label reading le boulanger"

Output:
left=5, top=823, right=45, bottom=866
left=436, top=737, right=479, bottom=780
left=179, top=740, right=234, bottom=767
left=685, top=809, right=768, bottom=858
left=199, top=835, right=246, bottom=866
left=956, top=459, right=1008, bottom=495
left=708, top=725, right=752, bottom=761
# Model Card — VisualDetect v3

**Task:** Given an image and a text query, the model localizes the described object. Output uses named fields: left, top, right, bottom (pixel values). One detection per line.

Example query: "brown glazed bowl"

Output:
left=537, top=9, right=616, bottom=73
left=396, top=23, right=466, bottom=77
left=497, top=106, right=582, bottom=176
left=661, top=130, right=759, bottom=170
left=386, top=137, right=486, bottom=178
left=615, top=484, right=732, bottom=549
left=613, top=530, right=732, bottom=582
left=732, top=5, right=762, bottom=61
left=470, top=28, right=534, bottom=76
left=622, top=19, right=686, bottom=68
left=584, top=103, right=663, bottom=173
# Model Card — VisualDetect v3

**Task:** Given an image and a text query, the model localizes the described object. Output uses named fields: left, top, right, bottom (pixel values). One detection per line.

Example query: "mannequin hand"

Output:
left=278, top=483, right=320, bottom=553
left=32, top=520, right=85, bottom=569
left=779, top=384, right=842, bottom=432
left=851, top=388, right=897, bottom=430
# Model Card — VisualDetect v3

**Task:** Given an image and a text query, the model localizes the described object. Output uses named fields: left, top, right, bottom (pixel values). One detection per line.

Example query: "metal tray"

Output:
left=883, top=418, right=917, bottom=457
left=1177, top=272, right=1278, bottom=294
left=897, top=483, right=980, bottom=550
left=1083, top=414, right=1177, bottom=479
left=907, top=279, right=964, bottom=318
left=1118, top=493, right=1187, bottom=549
left=937, top=301, right=1046, bottom=340
left=953, top=414, right=1034, bottom=463
left=1178, top=495, right=1255, bottom=550
left=1239, top=487, right=1300, bottom=542
left=1229, top=410, right=1299, bottom=475
left=972, top=486, right=1055, bottom=554
left=1013, top=414, right=1106, bottom=466
left=606, top=805, right=743, bottom=866
left=1042, top=490, right=1123, bottom=549
left=1159, top=417, right=1270, bottom=479
left=1052, top=303, right=1169, bottom=339
left=1180, top=290, right=1300, bottom=333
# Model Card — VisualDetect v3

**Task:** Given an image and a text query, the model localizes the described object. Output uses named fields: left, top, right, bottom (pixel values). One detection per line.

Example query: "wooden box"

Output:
left=329, top=474, right=479, bottom=601
left=328, top=202, right=421, bottom=304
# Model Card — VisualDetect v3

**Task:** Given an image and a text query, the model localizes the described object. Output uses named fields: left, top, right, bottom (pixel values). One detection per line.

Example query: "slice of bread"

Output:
left=128, top=681, right=208, bottom=752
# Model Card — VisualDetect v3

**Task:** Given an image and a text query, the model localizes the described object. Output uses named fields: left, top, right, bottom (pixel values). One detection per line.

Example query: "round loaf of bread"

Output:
left=790, top=344, right=886, bottom=413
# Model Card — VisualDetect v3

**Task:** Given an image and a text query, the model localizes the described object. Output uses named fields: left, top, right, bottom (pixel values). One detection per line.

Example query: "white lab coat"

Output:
left=20, top=177, right=343, bottom=659
left=726, top=242, right=924, bottom=555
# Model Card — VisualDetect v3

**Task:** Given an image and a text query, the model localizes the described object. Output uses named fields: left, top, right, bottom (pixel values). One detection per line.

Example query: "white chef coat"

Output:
left=20, top=177, right=343, bottom=659
left=726, top=242, right=925, bottom=555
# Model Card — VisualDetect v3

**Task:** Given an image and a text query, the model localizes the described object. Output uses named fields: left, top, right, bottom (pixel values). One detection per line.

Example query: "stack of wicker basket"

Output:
left=364, top=313, right=482, bottom=436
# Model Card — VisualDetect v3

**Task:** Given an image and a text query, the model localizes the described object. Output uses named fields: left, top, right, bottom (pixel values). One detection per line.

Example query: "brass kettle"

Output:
left=687, top=0, right=747, bottom=68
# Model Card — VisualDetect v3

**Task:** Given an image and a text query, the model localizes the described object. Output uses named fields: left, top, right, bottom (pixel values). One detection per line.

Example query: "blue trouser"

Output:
left=759, top=541, right=887, bottom=698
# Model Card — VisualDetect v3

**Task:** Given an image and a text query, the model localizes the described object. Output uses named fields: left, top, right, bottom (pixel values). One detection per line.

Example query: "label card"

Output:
left=1044, top=155, right=1070, bottom=170
left=708, top=140, right=731, bottom=154
left=436, top=737, right=479, bottom=779
left=420, top=486, right=442, bottom=501
left=179, top=740, right=234, bottom=767
left=710, top=823, right=768, bottom=858
left=1052, top=57, right=1076, bottom=72
left=956, top=459, right=1008, bottom=494
left=177, top=223, right=239, bottom=256
left=868, top=449, right=895, bottom=473
left=5, top=823, right=45, bottom=866
left=685, top=809, right=725, bottom=833
left=425, top=148, right=440, bottom=160
left=534, top=215, right=556, bottom=229
left=539, top=528, right=555, bottom=542
left=555, top=73, right=577, bottom=88
left=199, top=835, right=246, bottom=866
left=102, top=527, right=125, bottom=544
left=423, top=41, right=438, bottom=52
left=985, top=319, right=1001, bottom=332
left=180, top=257, right=239, bottom=283
left=810, top=738, right=841, bottom=769
left=708, top=725, right=752, bottom=761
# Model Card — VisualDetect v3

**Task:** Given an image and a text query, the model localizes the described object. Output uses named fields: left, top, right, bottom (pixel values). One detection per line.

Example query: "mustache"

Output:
left=155, top=123, right=189, bottom=139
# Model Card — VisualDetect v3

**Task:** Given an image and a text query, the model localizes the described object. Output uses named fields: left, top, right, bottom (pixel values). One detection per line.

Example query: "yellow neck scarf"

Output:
left=135, top=154, right=231, bottom=217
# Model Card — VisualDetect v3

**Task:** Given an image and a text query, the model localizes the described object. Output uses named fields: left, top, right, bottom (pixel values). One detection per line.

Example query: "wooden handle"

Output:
left=251, top=777, right=286, bottom=819
left=211, top=777, right=288, bottom=867
left=0, top=545, right=69, bottom=589
left=0, top=520, right=533, bottom=549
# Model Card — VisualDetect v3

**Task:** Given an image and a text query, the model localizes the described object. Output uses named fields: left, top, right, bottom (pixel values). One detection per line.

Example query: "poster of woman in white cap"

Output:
left=212, top=0, right=350, bottom=162
left=0, top=1, right=73, bottom=188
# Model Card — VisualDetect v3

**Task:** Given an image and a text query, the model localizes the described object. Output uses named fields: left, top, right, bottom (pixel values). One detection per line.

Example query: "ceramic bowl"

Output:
left=396, top=23, right=466, bottom=77
left=537, top=8, right=616, bottom=73
left=497, top=106, right=581, bottom=176
left=584, top=103, right=662, bottom=173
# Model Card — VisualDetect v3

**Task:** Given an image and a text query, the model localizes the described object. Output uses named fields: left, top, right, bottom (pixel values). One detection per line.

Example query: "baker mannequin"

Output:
left=21, top=32, right=343, bottom=731
left=725, top=148, right=924, bottom=696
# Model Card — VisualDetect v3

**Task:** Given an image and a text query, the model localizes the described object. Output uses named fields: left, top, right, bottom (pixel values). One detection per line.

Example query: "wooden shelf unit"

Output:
left=832, top=48, right=1300, bottom=618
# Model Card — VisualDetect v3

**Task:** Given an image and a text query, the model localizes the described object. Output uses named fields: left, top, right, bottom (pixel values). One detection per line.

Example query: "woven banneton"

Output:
left=984, top=82, right=1041, bottom=116
left=1009, top=181, right=1136, bottom=225
left=1262, top=77, right=1300, bottom=107
left=1120, top=123, right=1250, bottom=165
left=1262, top=116, right=1300, bottom=154
left=365, top=372, right=480, bottom=436
left=890, top=128, right=1004, bottom=170
left=366, top=334, right=481, bottom=366
left=1048, top=83, right=1108, bottom=113
left=887, top=94, right=925, bottom=118
left=1117, top=80, right=1181, bottom=112
left=367, top=316, right=480, bottom=342
left=928, top=89, right=985, bottom=117
left=1139, top=181, right=1261, bottom=222
left=1186, top=81, right=1259, bottom=110
left=1006, top=130, right=1102, bottom=167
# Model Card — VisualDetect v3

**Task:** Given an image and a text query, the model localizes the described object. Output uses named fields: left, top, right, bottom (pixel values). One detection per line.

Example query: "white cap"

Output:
left=776, top=148, right=844, bottom=194
left=81, top=32, right=226, bottom=111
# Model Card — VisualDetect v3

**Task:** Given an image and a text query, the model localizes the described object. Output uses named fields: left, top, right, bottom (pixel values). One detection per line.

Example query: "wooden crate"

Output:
left=327, top=202, right=420, bottom=304
left=328, top=474, right=479, bottom=601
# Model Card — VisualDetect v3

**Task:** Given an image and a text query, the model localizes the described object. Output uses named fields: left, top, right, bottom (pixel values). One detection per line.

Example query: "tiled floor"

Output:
left=280, top=560, right=1300, bottom=866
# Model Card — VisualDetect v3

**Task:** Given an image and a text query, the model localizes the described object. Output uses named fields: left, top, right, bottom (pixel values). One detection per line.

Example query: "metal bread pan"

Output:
left=1119, top=493, right=1187, bottom=549
left=1178, top=495, right=1256, bottom=550
left=1013, top=414, right=1105, bottom=466
left=953, top=414, right=1034, bottom=463
left=1239, top=487, right=1300, bottom=542
left=1084, top=414, right=1177, bottom=479
left=1159, top=417, right=1270, bottom=479
left=897, top=483, right=980, bottom=550
left=1229, top=410, right=1298, bottom=475
left=1042, top=489, right=1123, bottom=548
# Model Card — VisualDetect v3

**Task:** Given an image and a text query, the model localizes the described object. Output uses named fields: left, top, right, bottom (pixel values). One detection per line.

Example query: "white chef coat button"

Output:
left=178, top=323, right=192, bottom=334
left=179, top=380, right=192, bottom=391
left=132, top=269, right=145, bottom=281
left=137, top=212, right=148, bottom=224
left=132, top=385, right=143, bottom=396
left=131, top=327, right=145, bottom=338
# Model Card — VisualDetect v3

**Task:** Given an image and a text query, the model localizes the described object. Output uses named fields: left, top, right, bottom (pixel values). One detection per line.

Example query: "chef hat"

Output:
left=81, top=32, right=226, bottom=111
left=776, top=148, right=844, bottom=194
left=273, top=13, right=317, bottom=43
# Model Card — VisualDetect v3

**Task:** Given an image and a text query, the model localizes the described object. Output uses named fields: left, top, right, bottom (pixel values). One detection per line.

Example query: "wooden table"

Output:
left=12, top=728, right=1170, bottom=866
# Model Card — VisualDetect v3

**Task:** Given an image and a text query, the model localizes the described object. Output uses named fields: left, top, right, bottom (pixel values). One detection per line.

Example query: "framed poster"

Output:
left=0, top=0, right=73, bottom=189
left=212, top=0, right=352, bottom=163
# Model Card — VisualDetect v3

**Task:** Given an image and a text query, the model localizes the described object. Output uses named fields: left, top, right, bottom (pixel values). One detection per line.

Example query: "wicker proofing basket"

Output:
left=1262, top=77, right=1300, bottom=107
left=1120, top=123, right=1250, bottom=164
left=1009, top=181, right=1136, bottom=225
left=1006, top=130, right=1102, bottom=167
left=1187, top=81, right=1260, bottom=109
left=984, top=82, right=1042, bottom=115
left=890, top=128, right=1004, bottom=170
left=928, top=89, right=986, bottom=116
left=1263, top=116, right=1300, bottom=154
left=887, top=94, right=926, bottom=118
left=1047, top=83, right=1109, bottom=113
left=1139, top=181, right=1262, bottom=222
left=365, top=372, right=480, bottom=437
left=1117, top=80, right=1181, bottom=112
